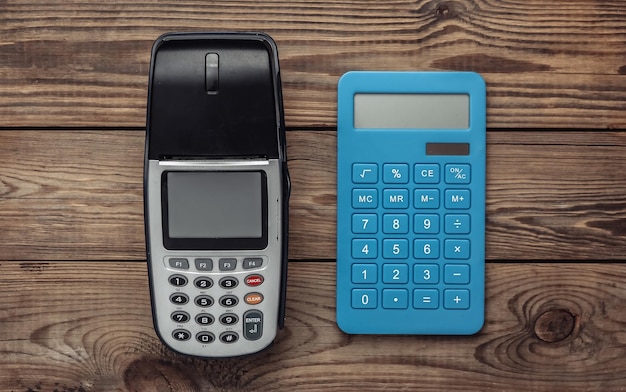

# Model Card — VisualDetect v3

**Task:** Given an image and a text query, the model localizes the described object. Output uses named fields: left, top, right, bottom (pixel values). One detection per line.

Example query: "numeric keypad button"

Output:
left=413, top=264, right=440, bottom=284
left=382, top=239, right=409, bottom=259
left=219, top=313, right=239, bottom=326
left=414, top=214, right=440, bottom=234
left=194, top=277, right=214, bottom=290
left=352, top=239, right=377, bottom=259
left=168, top=274, right=188, bottom=287
left=169, top=293, right=189, bottom=305
left=414, top=239, right=440, bottom=259
left=353, top=214, right=378, bottom=234
left=196, top=332, right=215, bottom=344
left=219, top=277, right=239, bottom=289
left=171, top=311, right=190, bottom=324
left=195, top=313, right=215, bottom=326
left=172, top=329, right=191, bottom=341
left=351, top=289, right=377, bottom=309
left=382, top=263, right=409, bottom=284
left=383, top=214, right=408, bottom=234
left=219, top=295, right=239, bottom=308
left=220, top=331, right=239, bottom=344
left=195, top=295, right=214, bottom=308
left=351, top=263, right=377, bottom=284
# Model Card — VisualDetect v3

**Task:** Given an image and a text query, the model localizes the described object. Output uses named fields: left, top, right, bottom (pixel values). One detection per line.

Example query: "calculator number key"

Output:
left=382, top=264, right=408, bottom=284
left=383, top=214, right=408, bottom=234
left=352, top=214, right=378, bottom=234
left=413, top=264, right=440, bottom=284
left=414, top=214, right=439, bottom=234
left=382, top=239, right=409, bottom=259
left=414, top=239, right=440, bottom=259
left=351, top=289, right=377, bottom=309
left=352, top=264, right=377, bottom=284
left=352, top=239, right=377, bottom=259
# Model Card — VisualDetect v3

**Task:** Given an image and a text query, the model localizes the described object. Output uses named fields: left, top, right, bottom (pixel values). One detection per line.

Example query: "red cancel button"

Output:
left=245, top=274, right=264, bottom=287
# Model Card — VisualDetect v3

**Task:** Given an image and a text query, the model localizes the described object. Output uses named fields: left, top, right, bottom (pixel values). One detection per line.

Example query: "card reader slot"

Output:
left=205, top=53, right=219, bottom=94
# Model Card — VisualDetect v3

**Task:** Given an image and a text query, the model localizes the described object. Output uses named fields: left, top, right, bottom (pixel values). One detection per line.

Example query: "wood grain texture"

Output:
left=0, top=261, right=624, bottom=391
left=1, top=130, right=626, bottom=262
left=2, top=0, right=626, bottom=129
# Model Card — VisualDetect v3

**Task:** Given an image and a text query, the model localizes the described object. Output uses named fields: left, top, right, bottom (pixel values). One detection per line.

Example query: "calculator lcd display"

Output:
left=353, top=94, right=469, bottom=130
left=162, top=171, right=268, bottom=250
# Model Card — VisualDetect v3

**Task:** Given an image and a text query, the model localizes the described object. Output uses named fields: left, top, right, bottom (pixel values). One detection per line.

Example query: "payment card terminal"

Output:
left=144, top=32, right=289, bottom=357
left=336, top=71, right=485, bottom=335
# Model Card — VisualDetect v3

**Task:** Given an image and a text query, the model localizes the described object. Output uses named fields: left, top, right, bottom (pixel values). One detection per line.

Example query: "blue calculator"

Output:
left=336, top=71, right=486, bottom=334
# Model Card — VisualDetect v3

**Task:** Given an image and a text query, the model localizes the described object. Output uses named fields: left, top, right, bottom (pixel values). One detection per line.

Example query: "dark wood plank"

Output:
left=1, top=1, right=625, bottom=129
left=0, top=130, right=145, bottom=260
left=0, top=261, right=624, bottom=391
left=1, top=130, right=625, bottom=261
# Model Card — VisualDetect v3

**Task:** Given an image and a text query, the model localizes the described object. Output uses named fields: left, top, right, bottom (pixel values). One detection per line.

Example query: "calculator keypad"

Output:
left=336, top=70, right=485, bottom=336
left=350, top=162, right=474, bottom=311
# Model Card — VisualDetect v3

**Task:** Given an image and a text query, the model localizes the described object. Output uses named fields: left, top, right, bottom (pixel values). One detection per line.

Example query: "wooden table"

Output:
left=2, top=1, right=626, bottom=390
